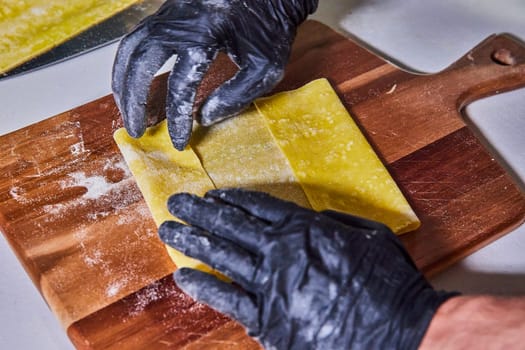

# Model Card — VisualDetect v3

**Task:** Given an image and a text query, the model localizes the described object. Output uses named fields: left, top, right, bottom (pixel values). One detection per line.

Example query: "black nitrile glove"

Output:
left=159, top=189, right=458, bottom=350
left=112, top=0, right=318, bottom=151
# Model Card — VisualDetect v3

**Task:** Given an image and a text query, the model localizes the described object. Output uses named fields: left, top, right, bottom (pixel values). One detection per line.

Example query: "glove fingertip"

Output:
left=199, top=62, right=284, bottom=127
left=174, top=140, right=187, bottom=152
left=200, top=95, right=236, bottom=126
left=173, top=268, right=203, bottom=297
left=158, top=220, right=182, bottom=244
left=125, top=123, right=146, bottom=139
left=167, top=192, right=195, bottom=213
left=174, top=268, right=225, bottom=301
left=174, top=269, right=259, bottom=332
left=120, top=96, right=147, bottom=139
left=167, top=115, right=192, bottom=151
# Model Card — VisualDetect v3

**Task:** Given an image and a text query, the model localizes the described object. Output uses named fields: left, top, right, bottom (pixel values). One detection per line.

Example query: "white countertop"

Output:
left=1, top=1, right=525, bottom=348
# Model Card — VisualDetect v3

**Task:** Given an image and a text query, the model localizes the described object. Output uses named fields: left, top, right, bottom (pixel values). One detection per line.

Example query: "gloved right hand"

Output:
left=112, top=0, right=318, bottom=151
left=159, top=189, right=458, bottom=350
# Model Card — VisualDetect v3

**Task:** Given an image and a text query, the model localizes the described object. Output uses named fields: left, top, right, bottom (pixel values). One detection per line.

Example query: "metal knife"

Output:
left=0, top=0, right=164, bottom=81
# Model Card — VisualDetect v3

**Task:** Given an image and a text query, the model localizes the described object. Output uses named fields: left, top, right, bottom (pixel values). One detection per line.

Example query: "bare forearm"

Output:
left=420, top=295, right=525, bottom=349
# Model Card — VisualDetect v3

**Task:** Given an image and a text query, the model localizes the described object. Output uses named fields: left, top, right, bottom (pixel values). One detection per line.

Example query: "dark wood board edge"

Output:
left=393, top=127, right=525, bottom=276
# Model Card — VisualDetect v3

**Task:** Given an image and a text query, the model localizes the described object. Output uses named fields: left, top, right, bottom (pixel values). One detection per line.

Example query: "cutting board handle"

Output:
left=445, top=34, right=525, bottom=109
left=346, top=32, right=525, bottom=163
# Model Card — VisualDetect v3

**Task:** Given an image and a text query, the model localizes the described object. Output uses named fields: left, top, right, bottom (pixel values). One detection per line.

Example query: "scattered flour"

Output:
left=106, top=280, right=127, bottom=298
left=116, top=204, right=150, bottom=226
left=8, top=186, right=29, bottom=203
left=63, top=172, right=115, bottom=200
left=70, top=141, right=86, bottom=156
left=41, top=157, right=136, bottom=219
left=104, top=157, right=131, bottom=177
left=86, top=211, right=111, bottom=220
left=83, top=249, right=103, bottom=267
left=10, top=152, right=163, bottom=308
left=30, top=6, right=46, bottom=16
left=126, top=280, right=186, bottom=317
left=129, top=281, right=163, bottom=315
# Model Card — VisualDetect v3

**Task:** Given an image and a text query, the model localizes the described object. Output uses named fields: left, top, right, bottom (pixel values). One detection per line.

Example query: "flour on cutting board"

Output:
left=4, top=120, right=90, bottom=181
left=40, top=157, right=134, bottom=218
left=68, top=120, right=87, bottom=157
left=64, top=171, right=119, bottom=200
left=9, top=154, right=161, bottom=299
left=106, top=280, right=127, bottom=298
left=8, top=186, right=30, bottom=203
left=127, top=280, right=166, bottom=316
left=69, top=139, right=86, bottom=157
left=123, top=279, right=206, bottom=319
left=73, top=216, right=159, bottom=300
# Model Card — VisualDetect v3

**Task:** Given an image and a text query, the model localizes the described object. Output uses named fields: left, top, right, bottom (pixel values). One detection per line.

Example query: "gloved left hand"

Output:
left=112, top=0, right=318, bottom=150
left=159, top=189, right=457, bottom=350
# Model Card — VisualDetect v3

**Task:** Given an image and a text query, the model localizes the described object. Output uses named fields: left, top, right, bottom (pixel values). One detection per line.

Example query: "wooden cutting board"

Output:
left=1, top=20, right=525, bottom=349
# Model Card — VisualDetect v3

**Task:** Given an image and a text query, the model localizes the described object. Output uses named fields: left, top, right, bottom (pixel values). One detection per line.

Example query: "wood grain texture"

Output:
left=1, top=20, right=525, bottom=348
left=0, top=98, right=176, bottom=328
left=67, top=275, right=261, bottom=350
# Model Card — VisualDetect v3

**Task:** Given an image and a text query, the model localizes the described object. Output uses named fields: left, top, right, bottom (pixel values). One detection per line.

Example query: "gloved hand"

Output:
left=159, top=189, right=458, bottom=350
left=112, top=0, right=318, bottom=151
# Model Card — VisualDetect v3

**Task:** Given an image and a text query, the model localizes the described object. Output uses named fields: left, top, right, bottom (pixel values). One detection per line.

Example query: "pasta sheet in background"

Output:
left=0, top=0, right=140, bottom=74
left=114, top=79, right=420, bottom=271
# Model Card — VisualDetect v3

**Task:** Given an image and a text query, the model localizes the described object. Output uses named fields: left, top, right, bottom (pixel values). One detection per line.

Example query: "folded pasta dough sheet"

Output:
left=114, top=78, right=420, bottom=271
left=191, top=106, right=311, bottom=209
left=114, top=110, right=310, bottom=274
left=254, top=79, right=420, bottom=234
left=114, top=122, right=217, bottom=274
left=0, top=0, right=140, bottom=74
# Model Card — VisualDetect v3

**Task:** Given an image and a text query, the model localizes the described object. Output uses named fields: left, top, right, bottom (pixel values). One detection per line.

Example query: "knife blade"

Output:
left=0, top=0, right=164, bottom=81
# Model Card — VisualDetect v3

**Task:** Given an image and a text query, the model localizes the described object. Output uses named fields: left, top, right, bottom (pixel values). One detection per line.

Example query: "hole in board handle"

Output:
left=491, top=48, right=517, bottom=66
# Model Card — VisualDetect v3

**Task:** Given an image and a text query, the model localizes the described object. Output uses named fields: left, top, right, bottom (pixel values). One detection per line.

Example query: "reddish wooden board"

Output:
left=1, top=21, right=525, bottom=349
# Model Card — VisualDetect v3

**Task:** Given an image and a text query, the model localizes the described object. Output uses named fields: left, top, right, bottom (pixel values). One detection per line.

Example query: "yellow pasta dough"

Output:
left=114, top=78, right=420, bottom=272
left=0, top=0, right=140, bottom=74
left=255, top=79, right=420, bottom=234
left=191, top=106, right=311, bottom=208
left=114, top=121, right=216, bottom=273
